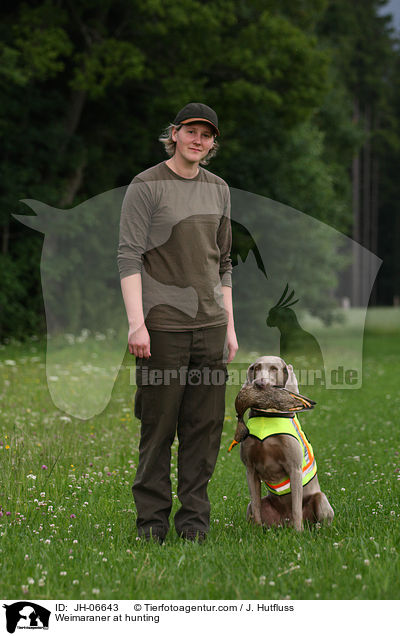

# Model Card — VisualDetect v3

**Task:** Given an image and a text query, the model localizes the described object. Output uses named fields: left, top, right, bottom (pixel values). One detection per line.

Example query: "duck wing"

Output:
left=253, top=386, right=316, bottom=413
left=247, top=386, right=316, bottom=414
left=278, top=387, right=316, bottom=410
left=235, top=383, right=316, bottom=418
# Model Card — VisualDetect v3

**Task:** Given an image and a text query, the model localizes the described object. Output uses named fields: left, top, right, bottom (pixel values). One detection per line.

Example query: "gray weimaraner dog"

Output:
left=234, top=356, right=334, bottom=531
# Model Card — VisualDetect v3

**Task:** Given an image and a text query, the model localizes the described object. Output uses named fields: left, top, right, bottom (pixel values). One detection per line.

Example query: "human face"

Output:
left=172, top=122, right=215, bottom=165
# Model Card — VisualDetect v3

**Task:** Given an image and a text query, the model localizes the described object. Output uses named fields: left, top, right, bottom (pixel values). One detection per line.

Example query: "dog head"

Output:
left=245, top=356, right=299, bottom=392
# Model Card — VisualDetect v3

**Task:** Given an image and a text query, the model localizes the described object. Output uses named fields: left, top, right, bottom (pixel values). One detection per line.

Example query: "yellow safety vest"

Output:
left=246, top=414, right=317, bottom=496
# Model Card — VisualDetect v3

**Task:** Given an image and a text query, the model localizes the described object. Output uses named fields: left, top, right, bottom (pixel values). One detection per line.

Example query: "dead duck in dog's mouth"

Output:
left=232, top=379, right=316, bottom=446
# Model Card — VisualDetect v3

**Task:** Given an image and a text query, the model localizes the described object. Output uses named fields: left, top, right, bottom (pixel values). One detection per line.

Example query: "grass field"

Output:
left=0, top=309, right=399, bottom=600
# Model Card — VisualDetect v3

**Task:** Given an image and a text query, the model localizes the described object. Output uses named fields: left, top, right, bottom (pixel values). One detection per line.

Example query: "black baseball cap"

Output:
left=173, top=102, right=220, bottom=136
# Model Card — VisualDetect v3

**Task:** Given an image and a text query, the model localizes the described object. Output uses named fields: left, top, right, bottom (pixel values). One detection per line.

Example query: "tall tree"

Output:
left=2, top=0, right=395, bottom=337
left=318, top=0, right=395, bottom=305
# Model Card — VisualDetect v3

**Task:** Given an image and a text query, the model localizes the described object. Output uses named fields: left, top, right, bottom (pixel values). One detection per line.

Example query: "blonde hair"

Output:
left=158, top=123, right=219, bottom=165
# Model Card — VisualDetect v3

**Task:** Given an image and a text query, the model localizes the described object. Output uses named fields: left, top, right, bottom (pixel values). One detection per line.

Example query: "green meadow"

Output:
left=0, top=308, right=399, bottom=600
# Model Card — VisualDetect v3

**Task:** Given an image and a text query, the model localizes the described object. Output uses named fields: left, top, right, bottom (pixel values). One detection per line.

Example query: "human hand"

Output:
left=226, top=326, right=239, bottom=363
left=128, top=323, right=151, bottom=358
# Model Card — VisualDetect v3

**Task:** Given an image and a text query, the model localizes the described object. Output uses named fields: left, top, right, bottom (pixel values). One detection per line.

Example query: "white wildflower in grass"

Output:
left=38, top=579, right=45, bottom=587
left=26, top=474, right=37, bottom=480
left=259, top=575, right=266, bottom=585
left=60, top=571, right=67, bottom=576
left=27, top=577, right=35, bottom=584
left=73, top=580, right=79, bottom=585
left=305, top=579, right=312, bottom=585
left=364, top=559, right=370, bottom=566
left=5, top=360, right=16, bottom=366
left=21, top=585, right=29, bottom=594
left=92, top=588, right=100, bottom=594
left=269, top=581, right=275, bottom=586
left=24, top=554, right=30, bottom=560
left=355, top=574, right=362, bottom=580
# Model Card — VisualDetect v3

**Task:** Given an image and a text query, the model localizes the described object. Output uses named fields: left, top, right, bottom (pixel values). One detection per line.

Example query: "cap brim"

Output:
left=179, top=118, right=220, bottom=136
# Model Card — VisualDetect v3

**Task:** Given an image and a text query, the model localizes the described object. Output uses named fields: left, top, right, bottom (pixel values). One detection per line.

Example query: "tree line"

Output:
left=0, top=0, right=399, bottom=340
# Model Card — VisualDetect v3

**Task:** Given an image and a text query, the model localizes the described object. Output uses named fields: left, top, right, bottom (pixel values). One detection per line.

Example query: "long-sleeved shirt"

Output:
left=118, top=160, right=232, bottom=331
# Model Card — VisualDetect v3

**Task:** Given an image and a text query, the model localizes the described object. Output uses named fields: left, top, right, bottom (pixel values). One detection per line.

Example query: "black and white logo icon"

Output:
left=3, top=602, right=51, bottom=633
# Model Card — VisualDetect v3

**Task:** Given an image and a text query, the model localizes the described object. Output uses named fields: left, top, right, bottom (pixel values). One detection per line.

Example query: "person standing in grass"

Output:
left=118, top=103, right=238, bottom=544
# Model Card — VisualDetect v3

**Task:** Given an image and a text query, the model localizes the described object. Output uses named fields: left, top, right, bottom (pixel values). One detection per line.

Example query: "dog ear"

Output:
left=281, top=365, right=289, bottom=387
left=246, top=363, right=256, bottom=384
left=285, top=363, right=299, bottom=392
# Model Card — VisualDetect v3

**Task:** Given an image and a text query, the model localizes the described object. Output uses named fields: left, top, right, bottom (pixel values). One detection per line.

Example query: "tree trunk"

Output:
left=59, top=89, right=87, bottom=157
left=2, top=219, right=9, bottom=256
left=361, top=103, right=372, bottom=305
left=352, top=95, right=361, bottom=306
left=370, top=145, right=380, bottom=306
left=394, top=208, right=400, bottom=304
left=58, top=154, right=87, bottom=207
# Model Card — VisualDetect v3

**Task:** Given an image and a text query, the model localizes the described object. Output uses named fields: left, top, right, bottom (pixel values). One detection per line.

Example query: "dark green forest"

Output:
left=1, top=0, right=399, bottom=340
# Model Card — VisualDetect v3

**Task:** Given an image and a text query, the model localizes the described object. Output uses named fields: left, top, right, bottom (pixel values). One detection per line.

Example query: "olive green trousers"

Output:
left=133, top=326, right=227, bottom=539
